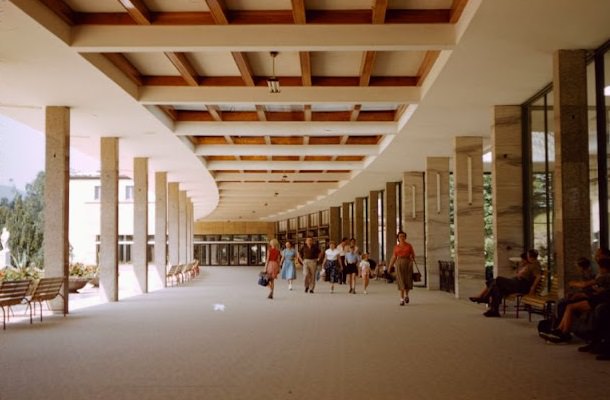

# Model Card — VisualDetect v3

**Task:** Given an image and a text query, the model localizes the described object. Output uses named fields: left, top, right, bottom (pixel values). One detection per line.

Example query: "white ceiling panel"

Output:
left=246, top=51, right=302, bottom=77
left=373, top=51, right=426, bottom=76
left=189, top=52, right=241, bottom=76
left=64, top=0, right=124, bottom=12
left=124, top=53, right=179, bottom=76
left=146, top=0, right=210, bottom=12
left=227, top=0, right=292, bottom=10
left=311, top=52, right=361, bottom=76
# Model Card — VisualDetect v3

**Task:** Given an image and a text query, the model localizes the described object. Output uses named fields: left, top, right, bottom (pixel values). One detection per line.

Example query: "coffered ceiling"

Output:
left=3, top=0, right=610, bottom=221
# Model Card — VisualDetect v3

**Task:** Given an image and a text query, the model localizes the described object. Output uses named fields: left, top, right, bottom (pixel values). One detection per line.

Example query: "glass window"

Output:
left=529, top=91, right=555, bottom=269
left=125, top=185, right=134, bottom=200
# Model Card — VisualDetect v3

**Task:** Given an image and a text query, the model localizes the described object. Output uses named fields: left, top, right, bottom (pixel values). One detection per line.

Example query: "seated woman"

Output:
left=470, top=249, right=542, bottom=318
left=541, top=257, right=610, bottom=343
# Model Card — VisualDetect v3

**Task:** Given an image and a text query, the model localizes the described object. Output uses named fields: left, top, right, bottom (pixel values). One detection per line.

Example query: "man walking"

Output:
left=297, top=236, right=322, bottom=293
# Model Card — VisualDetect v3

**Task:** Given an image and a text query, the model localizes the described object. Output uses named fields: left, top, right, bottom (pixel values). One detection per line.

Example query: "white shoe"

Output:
left=364, top=290, right=367, bottom=294
left=289, top=283, right=293, bottom=290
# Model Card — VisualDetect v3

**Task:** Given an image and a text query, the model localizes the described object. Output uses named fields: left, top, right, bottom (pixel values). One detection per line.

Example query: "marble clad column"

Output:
left=453, top=136, right=484, bottom=299
left=133, top=157, right=148, bottom=294
left=185, top=199, right=191, bottom=263
left=178, top=190, right=187, bottom=264
left=329, top=206, right=341, bottom=244
left=402, top=173, right=425, bottom=278
left=368, top=191, right=379, bottom=261
left=384, top=182, right=397, bottom=263
left=342, top=202, right=351, bottom=240
left=425, top=157, right=450, bottom=291
left=167, top=182, right=180, bottom=266
left=553, top=50, right=590, bottom=295
left=154, top=172, right=168, bottom=286
left=43, top=106, right=70, bottom=313
left=354, top=197, right=365, bottom=252
left=100, top=137, right=119, bottom=302
left=492, top=106, right=524, bottom=278
left=188, top=199, right=194, bottom=262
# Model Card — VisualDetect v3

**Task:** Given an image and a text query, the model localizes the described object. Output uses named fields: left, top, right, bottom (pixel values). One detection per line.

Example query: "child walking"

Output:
left=359, top=253, right=371, bottom=294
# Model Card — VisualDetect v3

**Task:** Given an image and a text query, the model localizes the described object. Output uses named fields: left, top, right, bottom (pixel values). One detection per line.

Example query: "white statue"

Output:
left=0, top=227, right=9, bottom=251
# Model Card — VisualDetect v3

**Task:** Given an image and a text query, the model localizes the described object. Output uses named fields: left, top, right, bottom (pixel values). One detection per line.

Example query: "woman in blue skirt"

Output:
left=280, top=241, right=297, bottom=290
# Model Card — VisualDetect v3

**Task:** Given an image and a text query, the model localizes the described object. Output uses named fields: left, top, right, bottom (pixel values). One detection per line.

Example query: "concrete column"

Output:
left=100, top=137, right=119, bottom=302
left=168, top=182, right=180, bottom=266
left=369, top=191, right=379, bottom=261
left=454, top=136, right=484, bottom=299
left=43, top=106, right=70, bottom=313
left=187, top=199, right=193, bottom=262
left=341, top=202, right=351, bottom=240
left=133, top=157, right=148, bottom=294
left=154, top=172, right=167, bottom=286
left=385, top=182, right=397, bottom=262
left=329, top=206, right=341, bottom=244
left=402, top=173, right=425, bottom=278
left=492, top=106, right=524, bottom=278
left=354, top=197, right=365, bottom=251
left=425, top=157, right=451, bottom=290
left=553, top=50, right=590, bottom=295
left=179, top=190, right=187, bottom=263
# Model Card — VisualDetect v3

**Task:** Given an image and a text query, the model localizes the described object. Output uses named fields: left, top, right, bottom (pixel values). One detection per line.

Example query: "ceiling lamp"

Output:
left=267, top=51, right=280, bottom=94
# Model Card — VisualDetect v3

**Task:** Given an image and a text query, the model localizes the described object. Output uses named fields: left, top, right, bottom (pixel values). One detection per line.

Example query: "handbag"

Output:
left=412, top=260, right=422, bottom=282
left=258, top=271, right=269, bottom=287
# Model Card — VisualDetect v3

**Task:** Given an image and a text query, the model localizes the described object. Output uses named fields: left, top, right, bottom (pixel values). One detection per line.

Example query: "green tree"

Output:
left=0, top=171, right=45, bottom=268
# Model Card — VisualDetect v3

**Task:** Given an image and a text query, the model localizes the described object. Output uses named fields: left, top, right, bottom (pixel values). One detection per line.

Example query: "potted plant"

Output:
left=68, top=262, right=95, bottom=293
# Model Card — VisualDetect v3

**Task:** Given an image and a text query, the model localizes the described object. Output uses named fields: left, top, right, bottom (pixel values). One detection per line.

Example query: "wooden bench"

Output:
left=522, top=272, right=559, bottom=321
left=0, top=280, right=31, bottom=330
left=26, top=277, right=65, bottom=324
left=166, top=264, right=181, bottom=287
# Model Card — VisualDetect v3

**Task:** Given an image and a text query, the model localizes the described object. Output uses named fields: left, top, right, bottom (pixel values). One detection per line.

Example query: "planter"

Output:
left=68, top=277, right=89, bottom=293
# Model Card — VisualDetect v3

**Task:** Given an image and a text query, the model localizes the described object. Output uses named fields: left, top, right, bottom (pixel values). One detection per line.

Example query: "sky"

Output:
left=0, top=114, right=98, bottom=190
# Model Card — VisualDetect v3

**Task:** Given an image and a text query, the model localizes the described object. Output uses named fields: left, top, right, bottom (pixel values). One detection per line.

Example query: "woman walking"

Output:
left=321, top=240, right=342, bottom=293
left=264, top=239, right=281, bottom=299
left=280, top=241, right=297, bottom=290
left=387, top=231, right=415, bottom=306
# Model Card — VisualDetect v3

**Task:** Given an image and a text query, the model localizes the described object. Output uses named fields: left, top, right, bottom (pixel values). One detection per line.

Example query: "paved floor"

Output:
left=1, top=267, right=609, bottom=400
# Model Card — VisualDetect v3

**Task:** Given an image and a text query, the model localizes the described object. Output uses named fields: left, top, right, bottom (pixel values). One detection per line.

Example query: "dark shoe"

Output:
left=596, top=353, right=610, bottom=361
left=405, top=296, right=409, bottom=304
left=483, top=309, right=501, bottom=318
left=400, top=299, right=405, bottom=306
left=268, top=293, right=273, bottom=299
left=309, top=290, right=314, bottom=294
left=469, top=296, right=485, bottom=303
left=540, top=330, right=571, bottom=343
left=305, top=288, right=309, bottom=293
left=578, top=343, right=600, bottom=353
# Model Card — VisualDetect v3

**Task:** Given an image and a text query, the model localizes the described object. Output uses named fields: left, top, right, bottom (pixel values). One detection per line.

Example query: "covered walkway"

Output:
left=1, top=268, right=608, bottom=400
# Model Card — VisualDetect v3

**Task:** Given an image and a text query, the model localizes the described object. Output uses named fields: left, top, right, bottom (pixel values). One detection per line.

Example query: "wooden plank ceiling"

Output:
left=37, top=0, right=469, bottom=220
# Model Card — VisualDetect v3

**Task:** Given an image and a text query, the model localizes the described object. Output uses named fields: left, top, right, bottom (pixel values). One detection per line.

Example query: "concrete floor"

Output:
left=1, top=267, right=609, bottom=400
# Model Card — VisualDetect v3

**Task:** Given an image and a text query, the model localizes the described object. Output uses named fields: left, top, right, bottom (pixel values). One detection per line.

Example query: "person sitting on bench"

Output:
left=469, top=249, right=542, bottom=318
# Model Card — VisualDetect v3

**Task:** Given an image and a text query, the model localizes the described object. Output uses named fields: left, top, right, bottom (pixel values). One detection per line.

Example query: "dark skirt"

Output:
left=325, top=260, right=341, bottom=283
left=345, top=262, right=358, bottom=274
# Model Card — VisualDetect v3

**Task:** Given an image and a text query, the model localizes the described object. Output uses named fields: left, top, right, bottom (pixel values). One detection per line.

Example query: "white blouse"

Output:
left=325, top=248, right=341, bottom=261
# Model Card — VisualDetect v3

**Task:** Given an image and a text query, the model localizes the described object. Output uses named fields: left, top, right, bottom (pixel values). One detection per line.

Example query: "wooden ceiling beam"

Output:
left=450, top=0, right=469, bottom=23
left=350, top=105, right=362, bottom=122
left=206, top=105, right=223, bottom=121
left=205, top=0, right=230, bottom=24
left=141, top=75, right=417, bottom=87
left=39, top=0, right=77, bottom=25
left=303, top=105, right=312, bottom=122
left=176, top=115, right=397, bottom=127
left=416, top=50, right=441, bottom=86
left=291, top=0, right=306, bottom=24
left=299, top=52, right=312, bottom=87
left=164, top=52, right=199, bottom=86
left=256, top=105, right=267, bottom=121
left=231, top=52, right=255, bottom=87
left=117, top=0, right=151, bottom=25
left=103, top=53, right=143, bottom=85
left=71, top=9, right=453, bottom=25
left=372, top=0, right=388, bottom=24
left=359, top=51, right=377, bottom=87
